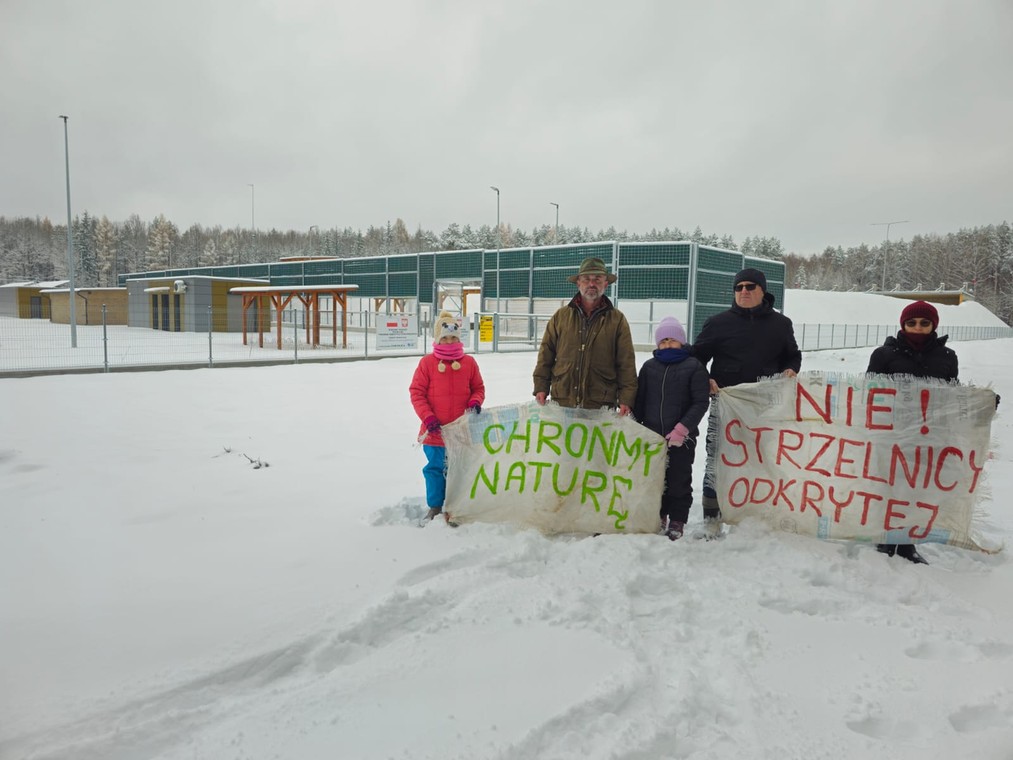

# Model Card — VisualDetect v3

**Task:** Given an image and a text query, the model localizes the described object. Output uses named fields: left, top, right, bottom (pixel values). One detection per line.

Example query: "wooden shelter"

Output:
left=230, top=284, right=359, bottom=349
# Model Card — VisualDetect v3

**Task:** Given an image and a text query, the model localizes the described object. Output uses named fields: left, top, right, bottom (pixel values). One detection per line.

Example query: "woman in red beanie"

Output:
left=866, top=300, right=958, bottom=564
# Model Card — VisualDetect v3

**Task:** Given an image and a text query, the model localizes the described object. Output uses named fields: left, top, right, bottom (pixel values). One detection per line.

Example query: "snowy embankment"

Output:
left=1, top=330, right=1012, bottom=759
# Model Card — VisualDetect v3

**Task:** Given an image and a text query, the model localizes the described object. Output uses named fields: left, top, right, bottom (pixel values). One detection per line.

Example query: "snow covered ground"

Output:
left=1, top=294, right=1012, bottom=759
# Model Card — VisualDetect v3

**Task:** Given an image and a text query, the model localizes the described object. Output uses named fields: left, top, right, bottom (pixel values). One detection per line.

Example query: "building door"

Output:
left=30, top=296, right=42, bottom=319
left=161, top=294, right=170, bottom=331
left=151, top=294, right=159, bottom=329
left=173, top=294, right=182, bottom=332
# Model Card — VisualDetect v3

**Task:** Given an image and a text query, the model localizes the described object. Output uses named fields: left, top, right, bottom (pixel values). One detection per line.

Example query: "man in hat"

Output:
left=693, top=267, right=802, bottom=527
left=532, top=257, right=637, bottom=414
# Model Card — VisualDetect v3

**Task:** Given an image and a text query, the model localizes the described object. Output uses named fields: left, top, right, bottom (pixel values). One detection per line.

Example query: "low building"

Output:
left=42, top=287, right=128, bottom=325
left=126, top=275, right=270, bottom=332
left=0, top=280, right=69, bottom=319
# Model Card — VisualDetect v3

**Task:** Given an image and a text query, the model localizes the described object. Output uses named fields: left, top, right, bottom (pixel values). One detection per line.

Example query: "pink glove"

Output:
left=666, top=423, right=689, bottom=447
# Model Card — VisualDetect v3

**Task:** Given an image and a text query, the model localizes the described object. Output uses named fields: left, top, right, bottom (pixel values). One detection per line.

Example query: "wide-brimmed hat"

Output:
left=567, top=257, right=617, bottom=284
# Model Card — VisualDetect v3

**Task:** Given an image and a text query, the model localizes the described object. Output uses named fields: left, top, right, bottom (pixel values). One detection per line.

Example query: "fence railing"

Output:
left=1, top=308, right=1011, bottom=377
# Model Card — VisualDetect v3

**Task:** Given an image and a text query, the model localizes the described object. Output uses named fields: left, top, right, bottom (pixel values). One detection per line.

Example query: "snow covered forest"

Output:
left=1, top=213, right=1011, bottom=323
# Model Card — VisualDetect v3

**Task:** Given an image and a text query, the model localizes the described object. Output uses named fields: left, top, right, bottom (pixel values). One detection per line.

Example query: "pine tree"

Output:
left=73, top=211, right=99, bottom=286
left=94, top=216, right=118, bottom=286
left=145, top=215, right=178, bottom=270
left=793, top=262, right=808, bottom=289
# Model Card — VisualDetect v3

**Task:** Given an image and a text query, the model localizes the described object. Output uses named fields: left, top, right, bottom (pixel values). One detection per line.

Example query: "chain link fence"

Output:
left=2, top=305, right=1011, bottom=377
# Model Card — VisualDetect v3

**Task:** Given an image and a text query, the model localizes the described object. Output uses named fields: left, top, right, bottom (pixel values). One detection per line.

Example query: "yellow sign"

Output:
left=479, top=315, right=494, bottom=343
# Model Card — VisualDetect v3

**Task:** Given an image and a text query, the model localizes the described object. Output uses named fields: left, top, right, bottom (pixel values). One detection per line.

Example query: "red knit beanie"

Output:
left=899, top=300, right=938, bottom=331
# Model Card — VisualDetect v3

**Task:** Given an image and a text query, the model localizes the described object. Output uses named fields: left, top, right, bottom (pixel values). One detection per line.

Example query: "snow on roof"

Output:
left=125, top=275, right=270, bottom=283
left=40, top=286, right=126, bottom=293
left=229, top=284, right=360, bottom=293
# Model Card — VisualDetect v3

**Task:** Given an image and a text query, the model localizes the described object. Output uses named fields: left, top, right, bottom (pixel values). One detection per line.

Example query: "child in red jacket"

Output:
left=409, top=311, right=485, bottom=523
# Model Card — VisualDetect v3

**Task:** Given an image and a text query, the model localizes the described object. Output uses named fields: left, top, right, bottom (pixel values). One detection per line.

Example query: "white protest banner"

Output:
left=714, top=372, right=998, bottom=551
left=442, top=402, right=667, bottom=535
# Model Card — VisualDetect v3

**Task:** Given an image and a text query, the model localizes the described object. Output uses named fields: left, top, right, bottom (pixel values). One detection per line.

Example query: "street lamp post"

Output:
left=550, top=202, right=559, bottom=238
left=247, top=183, right=255, bottom=263
left=872, top=220, right=909, bottom=291
left=490, top=186, right=501, bottom=313
left=59, top=115, right=78, bottom=347
left=489, top=186, right=500, bottom=246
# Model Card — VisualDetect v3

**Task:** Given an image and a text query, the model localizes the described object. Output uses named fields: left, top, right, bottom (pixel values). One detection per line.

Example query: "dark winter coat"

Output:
left=692, top=292, right=802, bottom=388
left=866, top=332, right=958, bottom=381
left=633, top=351, right=711, bottom=439
left=532, top=294, right=638, bottom=409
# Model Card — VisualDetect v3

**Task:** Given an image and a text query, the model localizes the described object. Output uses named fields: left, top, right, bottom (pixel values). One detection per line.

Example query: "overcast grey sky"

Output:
left=2, top=0, right=1011, bottom=255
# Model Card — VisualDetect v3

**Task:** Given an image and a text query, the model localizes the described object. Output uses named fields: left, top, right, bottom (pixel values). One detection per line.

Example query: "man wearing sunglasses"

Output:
left=692, top=267, right=802, bottom=532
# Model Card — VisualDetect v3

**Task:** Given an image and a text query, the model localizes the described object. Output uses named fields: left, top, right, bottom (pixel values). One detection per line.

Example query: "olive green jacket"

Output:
left=532, top=295, right=638, bottom=409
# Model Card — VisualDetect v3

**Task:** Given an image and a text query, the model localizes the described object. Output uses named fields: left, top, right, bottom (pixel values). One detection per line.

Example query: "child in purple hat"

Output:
left=633, top=316, right=711, bottom=539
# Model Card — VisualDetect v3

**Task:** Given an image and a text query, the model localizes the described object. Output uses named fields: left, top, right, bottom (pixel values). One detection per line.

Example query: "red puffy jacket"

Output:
left=409, top=353, right=485, bottom=446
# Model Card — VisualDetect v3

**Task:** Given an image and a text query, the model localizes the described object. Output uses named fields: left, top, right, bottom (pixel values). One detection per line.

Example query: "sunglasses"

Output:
left=734, top=283, right=759, bottom=292
left=903, top=318, right=934, bottom=329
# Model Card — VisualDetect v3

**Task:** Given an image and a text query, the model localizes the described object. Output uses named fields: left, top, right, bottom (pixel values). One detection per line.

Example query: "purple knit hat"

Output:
left=654, top=316, right=687, bottom=346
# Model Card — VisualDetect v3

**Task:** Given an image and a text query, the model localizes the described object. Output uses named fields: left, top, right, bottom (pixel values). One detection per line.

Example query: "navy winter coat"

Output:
left=692, top=292, right=802, bottom=388
left=633, top=351, right=711, bottom=438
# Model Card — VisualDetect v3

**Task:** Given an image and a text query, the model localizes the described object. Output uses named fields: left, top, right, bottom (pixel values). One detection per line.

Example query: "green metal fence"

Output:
left=119, top=241, right=785, bottom=340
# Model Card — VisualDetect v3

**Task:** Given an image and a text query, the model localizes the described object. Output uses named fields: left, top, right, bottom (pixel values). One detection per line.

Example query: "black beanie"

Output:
left=734, top=267, right=767, bottom=292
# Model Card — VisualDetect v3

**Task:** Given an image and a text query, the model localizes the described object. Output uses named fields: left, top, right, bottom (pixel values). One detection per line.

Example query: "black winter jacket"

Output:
left=692, top=293, right=802, bottom=388
left=866, top=332, right=958, bottom=381
left=633, top=351, right=711, bottom=439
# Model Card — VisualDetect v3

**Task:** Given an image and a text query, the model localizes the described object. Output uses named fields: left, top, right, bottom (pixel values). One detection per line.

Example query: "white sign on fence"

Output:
left=442, top=402, right=667, bottom=535
left=714, top=372, right=998, bottom=551
left=375, top=314, right=418, bottom=350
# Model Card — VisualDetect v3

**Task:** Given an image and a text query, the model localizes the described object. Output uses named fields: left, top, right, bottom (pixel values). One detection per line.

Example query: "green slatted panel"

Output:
left=532, top=272, right=578, bottom=299
left=211, top=266, right=240, bottom=278
left=532, top=243, right=612, bottom=270
left=241, top=264, right=271, bottom=278
left=419, top=254, right=434, bottom=303
left=530, top=243, right=614, bottom=296
left=696, top=269, right=736, bottom=307
left=483, top=250, right=498, bottom=270
left=271, top=275, right=303, bottom=287
left=616, top=242, right=691, bottom=300
left=498, top=269, right=532, bottom=298
left=388, top=254, right=417, bottom=273
left=434, top=249, right=483, bottom=279
left=483, top=270, right=498, bottom=299
left=617, top=242, right=691, bottom=266
left=388, top=272, right=417, bottom=297
left=617, top=268, right=688, bottom=300
left=344, top=258, right=386, bottom=275
left=350, top=274, right=386, bottom=297
left=304, top=259, right=343, bottom=276
left=304, top=273, right=345, bottom=287
left=697, top=246, right=742, bottom=274
left=488, top=247, right=532, bottom=300
left=498, top=249, right=531, bottom=270
left=269, top=262, right=303, bottom=278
